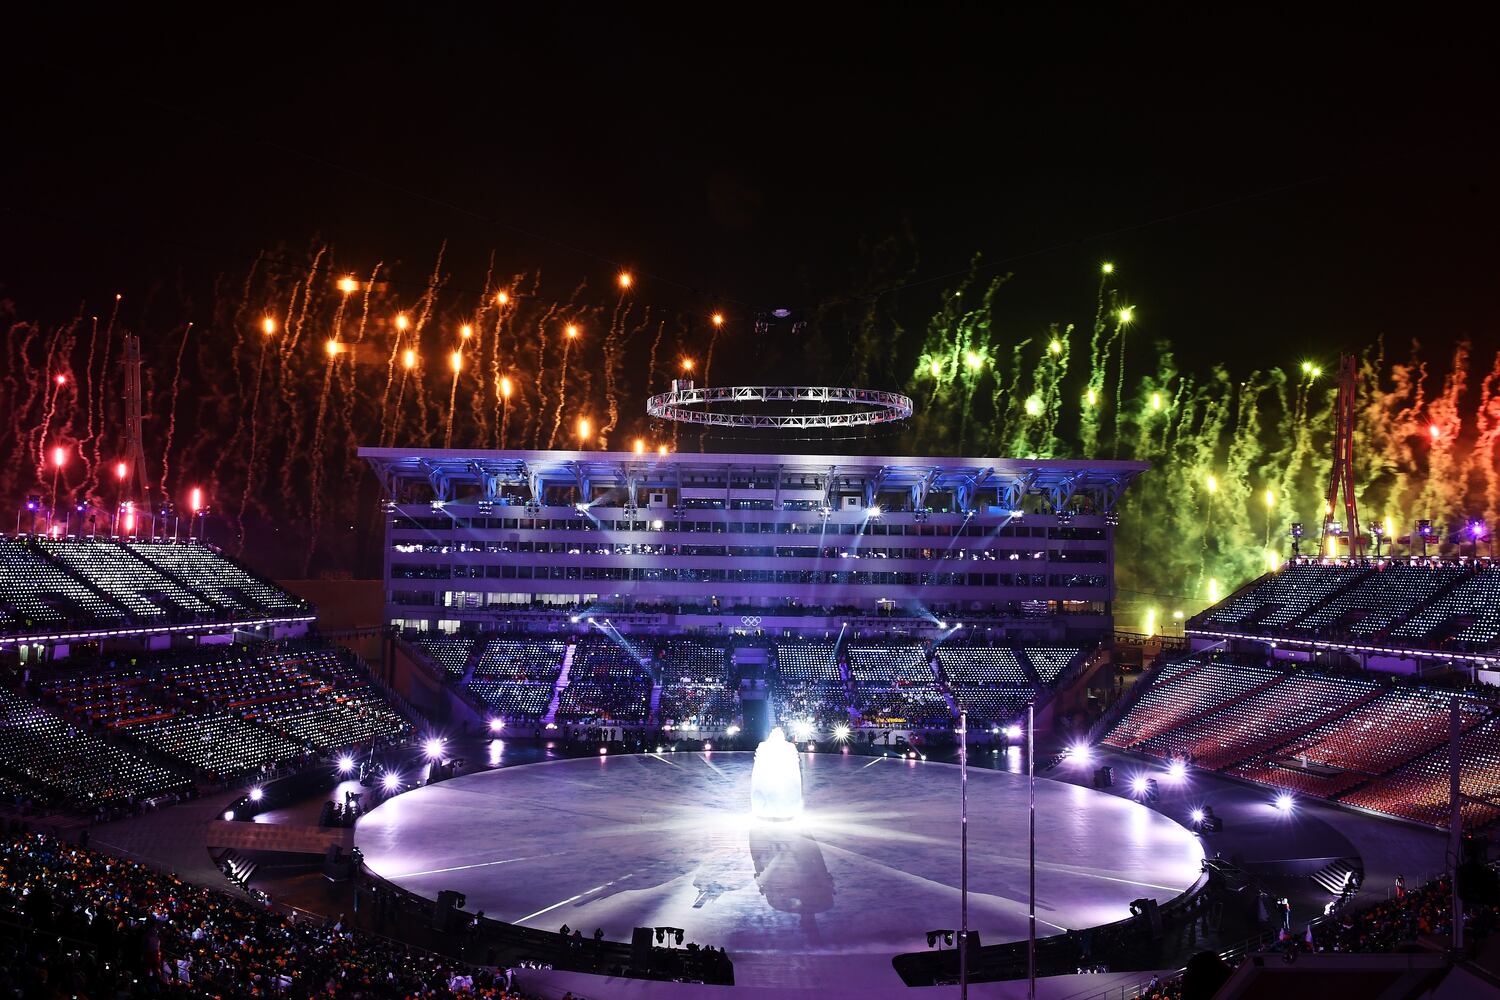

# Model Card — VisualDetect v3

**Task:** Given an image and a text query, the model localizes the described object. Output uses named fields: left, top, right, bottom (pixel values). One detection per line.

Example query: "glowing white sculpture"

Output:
left=751, top=727, right=804, bottom=820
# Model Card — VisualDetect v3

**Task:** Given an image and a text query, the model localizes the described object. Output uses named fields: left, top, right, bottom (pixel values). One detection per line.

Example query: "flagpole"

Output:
left=1028, top=701, right=1037, bottom=1000
left=960, top=708, right=969, bottom=1000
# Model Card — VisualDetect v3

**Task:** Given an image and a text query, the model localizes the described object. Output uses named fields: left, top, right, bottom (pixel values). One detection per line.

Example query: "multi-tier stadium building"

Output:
left=360, top=447, right=1147, bottom=641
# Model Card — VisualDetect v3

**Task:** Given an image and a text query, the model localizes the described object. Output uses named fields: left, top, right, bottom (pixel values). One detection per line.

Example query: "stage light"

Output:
left=248, top=786, right=264, bottom=802
left=1190, top=808, right=1205, bottom=824
left=703, top=742, right=712, bottom=751
left=1004, top=723, right=1023, bottom=740
left=655, top=745, right=664, bottom=753
left=1275, top=792, right=1295, bottom=813
left=337, top=275, right=358, bottom=293
left=381, top=772, right=402, bottom=793
left=833, top=724, right=850, bottom=741
left=867, top=504, right=882, bottom=518
left=726, top=725, right=740, bottom=736
left=1067, top=742, right=1091, bottom=764
left=650, top=518, right=664, bottom=530
left=658, top=444, right=669, bottom=456
left=790, top=720, right=814, bottom=741
left=488, top=718, right=504, bottom=733
left=223, top=810, right=236, bottom=821
left=1130, top=775, right=1149, bottom=795
left=423, top=737, right=446, bottom=759
left=633, top=438, right=645, bottom=454
left=599, top=746, right=608, bottom=755
left=1101, top=262, right=1115, bottom=275
left=907, top=750, right=918, bottom=759
left=1167, top=759, right=1187, bottom=781
left=337, top=754, right=356, bottom=774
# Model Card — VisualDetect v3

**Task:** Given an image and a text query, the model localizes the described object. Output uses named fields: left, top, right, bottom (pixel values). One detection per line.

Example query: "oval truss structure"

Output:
left=646, top=385, right=914, bottom=429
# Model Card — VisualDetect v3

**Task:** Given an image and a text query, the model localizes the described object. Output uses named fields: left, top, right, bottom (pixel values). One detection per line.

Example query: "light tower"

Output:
left=1319, top=353, right=1362, bottom=559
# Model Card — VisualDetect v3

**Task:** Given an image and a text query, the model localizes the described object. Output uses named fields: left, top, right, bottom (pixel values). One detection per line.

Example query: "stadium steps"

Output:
left=542, top=642, right=575, bottom=725
left=1098, top=658, right=1209, bottom=747
left=1310, top=858, right=1363, bottom=896
left=648, top=681, right=663, bottom=725
left=207, top=819, right=354, bottom=856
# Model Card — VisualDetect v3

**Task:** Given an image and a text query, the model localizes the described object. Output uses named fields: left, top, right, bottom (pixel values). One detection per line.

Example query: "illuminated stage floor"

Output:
left=355, top=751, right=1203, bottom=985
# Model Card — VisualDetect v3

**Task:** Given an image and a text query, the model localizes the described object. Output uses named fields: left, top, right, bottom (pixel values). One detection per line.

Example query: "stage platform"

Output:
left=356, top=750, right=1204, bottom=989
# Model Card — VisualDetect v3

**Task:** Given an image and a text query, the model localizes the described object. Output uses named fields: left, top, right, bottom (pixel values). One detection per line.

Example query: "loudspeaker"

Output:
left=1093, top=766, right=1113, bottom=789
left=631, top=927, right=654, bottom=967
left=434, top=889, right=467, bottom=932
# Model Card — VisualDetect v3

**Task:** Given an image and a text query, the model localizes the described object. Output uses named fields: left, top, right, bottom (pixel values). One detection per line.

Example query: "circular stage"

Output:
left=356, top=750, right=1203, bottom=968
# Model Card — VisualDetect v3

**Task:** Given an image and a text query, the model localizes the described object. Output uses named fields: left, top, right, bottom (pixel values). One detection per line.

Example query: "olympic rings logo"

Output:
left=740, top=616, right=763, bottom=627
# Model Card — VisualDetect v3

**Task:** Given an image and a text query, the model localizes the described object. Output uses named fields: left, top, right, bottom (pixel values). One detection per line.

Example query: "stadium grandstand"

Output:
left=0, top=536, right=314, bottom=661
left=1091, top=555, right=1500, bottom=832
left=367, top=446, right=1139, bottom=740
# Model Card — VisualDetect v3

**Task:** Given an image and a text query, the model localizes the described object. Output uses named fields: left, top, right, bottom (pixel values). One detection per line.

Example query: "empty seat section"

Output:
left=1293, top=564, right=1467, bottom=635
left=658, top=684, right=738, bottom=727
left=1390, top=567, right=1500, bottom=647
left=469, top=680, right=554, bottom=720
left=1340, top=716, right=1500, bottom=828
left=1201, top=563, right=1366, bottom=627
left=846, top=644, right=931, bottom=686
left=126, top=541, right=306, bottom=613
left=773, top=643, right=841, bottom=684
left=420, top=637, right=475, bottom=678
left=1104, top=659, right=1281, bottom=748
left=1136, top=672, right=1377, bottom=769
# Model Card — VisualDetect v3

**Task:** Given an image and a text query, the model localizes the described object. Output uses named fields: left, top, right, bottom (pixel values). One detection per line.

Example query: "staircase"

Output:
left=542, top=642, right=576, bottom=725
left=1310, top=857, right=1363, bottom=896
left=648, top=681, right=663, bottom=725
left=216, top=849, right=258, bottom=888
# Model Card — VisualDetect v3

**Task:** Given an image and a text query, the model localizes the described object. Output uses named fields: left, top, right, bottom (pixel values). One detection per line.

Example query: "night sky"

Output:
left=8, top=8, right=1498, bottom=374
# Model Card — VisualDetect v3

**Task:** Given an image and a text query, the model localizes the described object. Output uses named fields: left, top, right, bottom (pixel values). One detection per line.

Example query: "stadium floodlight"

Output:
left=1167, top=759, right=1188, bottom=781
left=867, top=505, right=883, bottom=518
left=488, top=718, right=504, bottom=733
left=381, top=772, right=402, bottom=793
left=336, top=754, right=356, bottom=774
left=1274, top=792, right=1295, bottom=813
left=248, top=786, right=264, bottom=802
left=726, top=725, right=740, bottom=736
left=423, top=736, right=446, bottom=760
left=1190, top=808, right=1205, bottom=824
left=1004, top=723, right=1023, bottom=740
left=1067, top=741, right=1091, bottom=764
left=790, top=719, right=814, bottom=741
left=833, top=723, right=851, bottom=741
left=1130, top=775, right=1149, bottom=796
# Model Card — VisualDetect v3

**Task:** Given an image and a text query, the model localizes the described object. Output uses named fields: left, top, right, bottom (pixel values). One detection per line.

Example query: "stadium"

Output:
left=8, top=15, right=1500, bottom=1000
left=2, top=415, right=1499, bottom=998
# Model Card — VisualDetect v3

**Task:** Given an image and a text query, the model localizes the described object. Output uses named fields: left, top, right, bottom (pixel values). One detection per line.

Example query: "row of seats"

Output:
left=1202, top=562, right=1368, bottom=627
left=473, top=635, right=567, bottom=680
left=468, top=679, right=553, bottom=719
left=774, top=643, right=841, bottom=684
left=420, top=637, right=475, bottom=678
left=656, top=641, right=729, bottom=684
left=846, top=644, right=931, bottom=686
left=1391, top=567, right=1500, bottom=646
left=658, top=684, right=738, bottom=727
left=555, top=680, right=652, bottom=722
left=1295, top=564, right=1466, bottom=636
left=0, top=688, right=190, bottom=807
left=0, top=537, right=308, bottom=636
left=855, top=688, right=952, bottom=727
left=572, top=638, right=652, bottom=679
left=1104, top=658, right=1284, bottom=748
left=937, top=646, right=1029, bottom=685
left=1339, top=716, right=1500, bottom=827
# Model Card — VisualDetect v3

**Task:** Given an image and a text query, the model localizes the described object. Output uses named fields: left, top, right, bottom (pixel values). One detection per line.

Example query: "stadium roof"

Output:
left=359, top=447, right=1149, bottom=513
